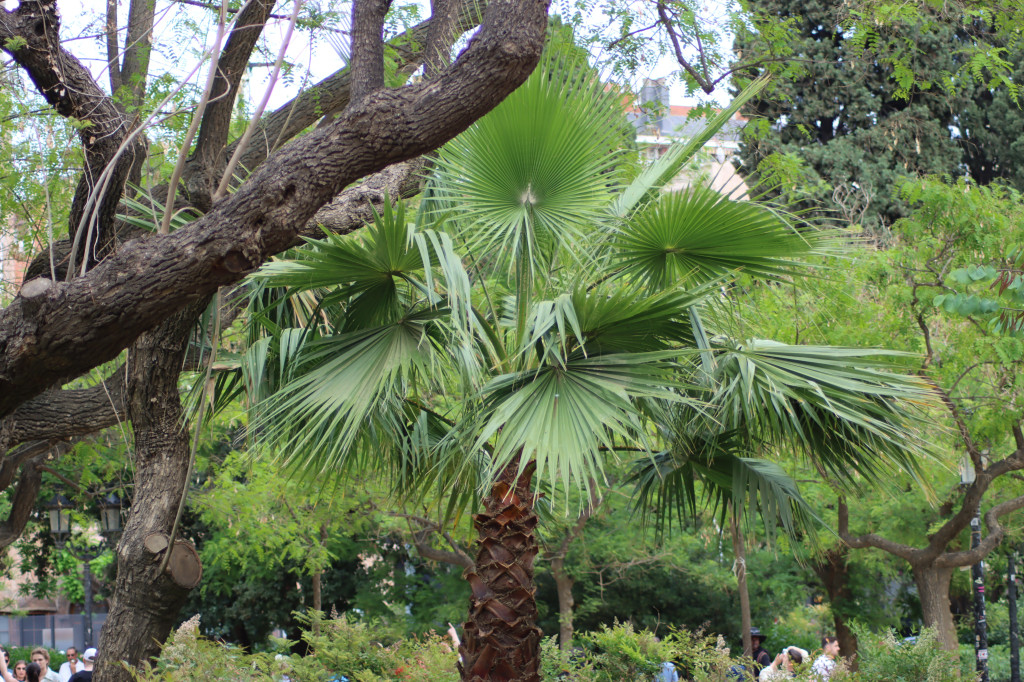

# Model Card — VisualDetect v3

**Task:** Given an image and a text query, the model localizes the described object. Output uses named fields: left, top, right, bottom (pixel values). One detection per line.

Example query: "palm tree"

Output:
left=630, top=336, right=934, bottom=658
left=236, top=47, right=931, bottom=681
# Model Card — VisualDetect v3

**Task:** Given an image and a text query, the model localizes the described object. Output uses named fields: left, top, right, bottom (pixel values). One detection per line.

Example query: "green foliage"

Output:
left=3, top=36, right=26, bottom=52
left=898, top=179, right=1024, bottom=335
left=764, top=604, right=830, bottom=655
left=733, top=0, right=983, bottom=233
left=852, top=627, right=965, bottom=681
left=130, top=615, right=280, bottom=681
left=286, top=613, right=460, bottom=682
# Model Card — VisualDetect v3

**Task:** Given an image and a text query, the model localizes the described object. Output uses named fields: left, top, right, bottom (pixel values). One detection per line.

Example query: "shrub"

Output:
left=853, top=627, right=966, bottom=682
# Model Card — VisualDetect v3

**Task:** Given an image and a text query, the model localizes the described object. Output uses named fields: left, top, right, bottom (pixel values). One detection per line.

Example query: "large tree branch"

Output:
left=223, top=0, right=485, bottom=177
left=300, top=158, right=426, bottom=239
left=0, top=441, right=75, bottom=549
left=936, top=493, right=1024, bottom=567
left=837, top=498, right=916, bottom=562
left=0, top=0, right=548, bottom=419
left=0, top=1, right=144, bottom=268
left=106, top=0, right=122, bottom=94
left=349, top=0, right=393, bottom=103
left=922, top=447, right=1024, bottom=561
left=187, top=0, right=276, bottom=209
left=120, top=0, right=158, bottom=107
left=2, top=371, right=128, bottom=446
left=423, top=0, right=461, bottom=78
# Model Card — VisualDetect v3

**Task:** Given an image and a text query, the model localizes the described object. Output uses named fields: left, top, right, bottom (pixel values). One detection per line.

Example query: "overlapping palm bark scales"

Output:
left=460, top=461, right=543, bottom=682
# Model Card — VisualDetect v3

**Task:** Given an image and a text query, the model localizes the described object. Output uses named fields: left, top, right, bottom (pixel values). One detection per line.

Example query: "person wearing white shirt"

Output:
left=29, top=649, right=59, bottom=682
left=56, top=648, right=79, bottom=682
left=811, top=636, right=840, bottom=680
left=759, top=646, right=809, bottom=681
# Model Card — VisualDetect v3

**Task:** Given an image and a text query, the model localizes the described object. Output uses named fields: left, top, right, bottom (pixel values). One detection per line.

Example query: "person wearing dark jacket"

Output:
left=751, top=627, right=772, bottom=675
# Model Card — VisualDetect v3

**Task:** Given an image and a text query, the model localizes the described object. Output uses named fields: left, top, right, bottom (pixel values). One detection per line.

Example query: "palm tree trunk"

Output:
left=730, top=511, right=752, bottom=658
left=459, top=458, right=542, bottom=682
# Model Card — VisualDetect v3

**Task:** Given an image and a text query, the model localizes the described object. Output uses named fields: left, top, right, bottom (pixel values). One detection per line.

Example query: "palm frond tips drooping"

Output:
left=613, top=186, right=818, bottom=289
left=629, top=429, right=820, bottom=543
left=252, top=310, right=452, bottom=480
left=427, top=63, right=629, bottom=279
left=713, top=339, right=937, bottom=487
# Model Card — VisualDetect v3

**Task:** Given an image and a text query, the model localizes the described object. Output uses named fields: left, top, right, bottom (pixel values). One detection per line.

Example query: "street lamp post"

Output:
left=960, top=455, right=989, bottom=682
left=45, top=494, right=123, bottom=649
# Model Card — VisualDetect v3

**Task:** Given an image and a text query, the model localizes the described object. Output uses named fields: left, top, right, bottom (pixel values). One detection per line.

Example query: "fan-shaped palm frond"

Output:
left=712, top=339, right=936, bottom=487
left=613, top=186, right=821, bottom=289
left=474, top=351, right=689, bottom=494
left=428, top=60, right=628, bottom=285
left=630, top=428, right=820, bottom=543
left=254, top=309, right=454, bottom=479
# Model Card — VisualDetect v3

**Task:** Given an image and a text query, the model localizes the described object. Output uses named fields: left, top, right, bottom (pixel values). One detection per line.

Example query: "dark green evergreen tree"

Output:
left=732, top=0, right=969, bottom=232
left=958, top=43, right=1024, bottom=189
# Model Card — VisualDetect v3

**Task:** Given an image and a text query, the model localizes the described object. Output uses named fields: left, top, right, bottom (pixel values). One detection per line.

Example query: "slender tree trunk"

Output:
left=812, top=547, right=859, bottom=669
left=459, top=459, right=542, bottom=682
left=912, top=564, right=958, bottom=651
left=95, top=305, right=204, bottom=681
left=551, top=555, right=574, bottom=651
left=730, top=513, right=752, bottom=658
left=311, top=524, right=327, bottom=635
left=1010, top=545, right=1020, bottom=682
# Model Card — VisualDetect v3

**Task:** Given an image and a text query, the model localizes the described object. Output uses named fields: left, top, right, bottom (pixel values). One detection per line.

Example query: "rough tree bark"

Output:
left=0, top=0, right=549, bottom=418
left=0, top=0, right=550, bottom=676
left=913, top=563, right=957, bottom=649
left=93, top=304, right=205, bottom=681
left=839, top=468, right=1024, bottom=652
left=459, top=460, right=543, bottom=682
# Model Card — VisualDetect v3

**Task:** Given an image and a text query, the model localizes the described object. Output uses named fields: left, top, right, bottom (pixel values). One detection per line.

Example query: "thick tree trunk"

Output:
left=95, top=305, right=204, bottom=681
left=550, top=555, right=574, bottom=651
left=459, top=460, right=542, bottom=682
left=813, top=547, right=859, bottom=669
left=912, top=564, right=958, bottom=651
left=730, top=513, right=752, bottom=658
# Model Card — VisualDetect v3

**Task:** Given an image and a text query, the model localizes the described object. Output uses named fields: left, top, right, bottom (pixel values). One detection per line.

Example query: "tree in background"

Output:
left=740, top=178, right=1024, bottom=651
left=0, top=0, right=549, bottom=677
left=729, top=0, right=1024, bottom=231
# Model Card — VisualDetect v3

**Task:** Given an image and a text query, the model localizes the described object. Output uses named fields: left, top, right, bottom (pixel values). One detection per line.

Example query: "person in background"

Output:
left=759, top=646, right=808, bottom=681
left=29, top=649, right=58, bottom=682
left=750, top=627, right=772, bottom=675
left=57, top=648, right=78, bottom=682
left=66, top=649, right=93, bottom=682
left=811, top=636, right=840, bottom=680
left=0, top=648, right=16, bottom=682
left=12, top=660, right=27, bottom=681
left=656, top=660, right=679, bottom=682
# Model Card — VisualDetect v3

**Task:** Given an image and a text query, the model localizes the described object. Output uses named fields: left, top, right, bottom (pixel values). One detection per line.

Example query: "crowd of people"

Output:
left=0, top=646, right=93, bottom=682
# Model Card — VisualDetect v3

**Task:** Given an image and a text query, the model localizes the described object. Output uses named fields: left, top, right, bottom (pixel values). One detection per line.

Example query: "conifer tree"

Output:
left=733, top=0, right=968, bottom=232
